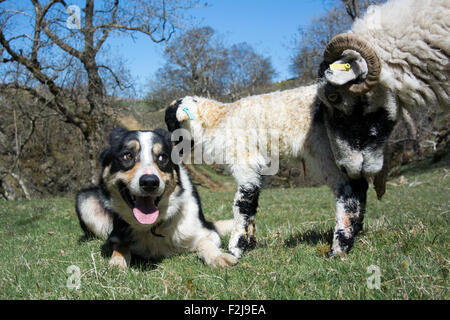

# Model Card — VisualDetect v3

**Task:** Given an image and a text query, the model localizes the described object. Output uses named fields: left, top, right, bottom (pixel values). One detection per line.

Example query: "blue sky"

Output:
left=8, top=0, right=331, bottom=95
left=106, top=0, right=331, bottom=96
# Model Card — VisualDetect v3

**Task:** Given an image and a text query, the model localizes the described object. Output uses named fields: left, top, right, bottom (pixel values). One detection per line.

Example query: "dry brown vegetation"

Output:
left=1, top=0, right=448, bottom=199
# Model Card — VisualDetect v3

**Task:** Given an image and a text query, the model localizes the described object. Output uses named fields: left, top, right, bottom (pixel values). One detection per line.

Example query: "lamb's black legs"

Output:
left=228, top=183, right=261, bottom=258
left=329, top=178, right=368, bottom=256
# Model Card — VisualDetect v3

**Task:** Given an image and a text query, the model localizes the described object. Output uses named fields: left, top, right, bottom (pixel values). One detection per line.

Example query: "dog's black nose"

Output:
left=139, top=174, right=160, bottom=192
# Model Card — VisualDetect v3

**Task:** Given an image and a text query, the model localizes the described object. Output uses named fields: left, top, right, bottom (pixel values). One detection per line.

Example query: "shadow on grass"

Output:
left=99, top=241, right=162, bottom=271
left=15, top=213, right=46, bottom=227
left=76, top=232, right=169, bottom=271
left=284, top=228, right=334, bottom=248
left=78, top=234, right=96, bottom=243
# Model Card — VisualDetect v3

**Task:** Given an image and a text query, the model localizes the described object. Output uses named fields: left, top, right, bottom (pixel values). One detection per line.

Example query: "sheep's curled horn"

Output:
left=324, top=33, right=381, bottom=94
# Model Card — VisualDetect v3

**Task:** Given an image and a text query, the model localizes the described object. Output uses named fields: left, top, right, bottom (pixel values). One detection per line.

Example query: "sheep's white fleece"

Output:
left=351, top=0, right=450, bottom=110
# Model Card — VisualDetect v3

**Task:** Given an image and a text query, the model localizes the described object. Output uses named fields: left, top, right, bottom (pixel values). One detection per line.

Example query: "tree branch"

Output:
left=94, top=0, right=119, bottom=53
left=31, top=0, right=83, bottom=60
left=98, top=64, right=126, bottom=89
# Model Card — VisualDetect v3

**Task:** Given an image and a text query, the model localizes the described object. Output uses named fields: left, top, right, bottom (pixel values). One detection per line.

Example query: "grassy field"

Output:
left=0, top=156, right=448, bottom=300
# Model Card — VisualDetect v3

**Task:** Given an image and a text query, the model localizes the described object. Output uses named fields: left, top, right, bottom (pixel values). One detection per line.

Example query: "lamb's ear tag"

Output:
left=329, top=63, right=351, bottom=71
left=183, top=107, right=194, bottom=120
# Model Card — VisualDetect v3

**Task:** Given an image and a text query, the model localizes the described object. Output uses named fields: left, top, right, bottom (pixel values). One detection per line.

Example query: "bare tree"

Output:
left=148, top=27, right=275, bottom=106
left=290, top=7, right=351, bottom=83
left=153, top=27, right=230, bottom=98
left=0, top=88, right=49, bottom=199
left=290, top=0, right=385, bottom=82
left=341, top=0, right=386, bottom=20
left=0, top=0, right=199, bottom=184
left=227, top=42, right=275, bottom=99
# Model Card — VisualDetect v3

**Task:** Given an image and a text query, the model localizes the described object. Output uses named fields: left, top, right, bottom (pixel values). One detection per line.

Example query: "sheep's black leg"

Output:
left=329, top=178, right=368, bottom=256
left=228, top=184, right=260, bottom=258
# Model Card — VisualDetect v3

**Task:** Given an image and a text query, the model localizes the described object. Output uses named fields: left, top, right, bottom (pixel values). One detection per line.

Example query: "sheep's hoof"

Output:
left=327, top=246, right=350, bottom=259
left=229, top=233, right=256, bottom=258
left=210, top=253, right=238, bottom=268
left=327, top=250, right=339, bottom=258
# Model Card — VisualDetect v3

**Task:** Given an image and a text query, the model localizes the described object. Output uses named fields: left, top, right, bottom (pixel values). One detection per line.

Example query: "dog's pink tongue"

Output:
left=132, top=197, right=159, bottom=225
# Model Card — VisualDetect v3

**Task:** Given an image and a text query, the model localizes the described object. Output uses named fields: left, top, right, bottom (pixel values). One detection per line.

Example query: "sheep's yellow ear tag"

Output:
left=183, top=107, right=194, bottom=120
left=329, top=63, right=351, bottom=71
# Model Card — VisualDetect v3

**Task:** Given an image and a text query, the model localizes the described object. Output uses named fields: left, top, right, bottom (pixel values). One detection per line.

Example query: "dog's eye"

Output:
left=123, top=152, right=133, bottom=161
left=328, top=93, right=339, bottom=102
left=157, top=154, right=168, bottom=164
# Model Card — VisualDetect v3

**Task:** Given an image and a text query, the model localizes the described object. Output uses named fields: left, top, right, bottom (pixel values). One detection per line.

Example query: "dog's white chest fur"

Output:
left=129, top=166, right=218, bottom=260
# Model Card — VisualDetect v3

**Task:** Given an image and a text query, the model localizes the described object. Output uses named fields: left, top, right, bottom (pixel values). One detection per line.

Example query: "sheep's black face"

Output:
left=317, top=68, right=397, bottom=180
left=317, top=48, right=399, bottom=180
left=319, top=96, right=396, bottom=179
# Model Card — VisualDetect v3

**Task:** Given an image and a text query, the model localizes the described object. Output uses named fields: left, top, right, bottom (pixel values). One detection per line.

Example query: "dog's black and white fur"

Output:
left=76, top=127, right=237, bottom=268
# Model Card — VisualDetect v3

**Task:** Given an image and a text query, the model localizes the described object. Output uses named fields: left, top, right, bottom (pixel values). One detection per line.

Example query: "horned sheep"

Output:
left=165, top=0, right=449, bottom=259
left=318, top=0, right=449, bottom=182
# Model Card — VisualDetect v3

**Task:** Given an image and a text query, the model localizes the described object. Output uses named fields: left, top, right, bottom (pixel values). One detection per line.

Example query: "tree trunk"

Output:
left=86, top=134, right=99, bottom=185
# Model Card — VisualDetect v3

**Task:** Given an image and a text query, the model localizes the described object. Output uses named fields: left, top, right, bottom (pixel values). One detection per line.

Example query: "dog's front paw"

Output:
left=108, top=255, right=129, bottom=269
left=210, top=253, right=238, bottom=268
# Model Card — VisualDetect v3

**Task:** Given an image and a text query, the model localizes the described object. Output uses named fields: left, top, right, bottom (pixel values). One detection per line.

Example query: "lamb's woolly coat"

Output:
left=169, top=86, right=353, bottom=258
left=175, top=85, right=343, bottom=187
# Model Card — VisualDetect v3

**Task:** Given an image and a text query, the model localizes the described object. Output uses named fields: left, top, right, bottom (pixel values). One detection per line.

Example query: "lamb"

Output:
left=165, top=0, right=449, bottom=259
left=317, top=0, right=449, bottom=183
left=165, top=86, right=366, bottom=258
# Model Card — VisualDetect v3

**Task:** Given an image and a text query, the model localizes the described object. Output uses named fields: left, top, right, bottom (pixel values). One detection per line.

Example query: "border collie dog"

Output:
left=75, top=127, right=237, bottom=268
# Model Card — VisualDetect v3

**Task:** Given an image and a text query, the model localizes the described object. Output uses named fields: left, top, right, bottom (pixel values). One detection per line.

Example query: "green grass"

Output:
left=0, top=156, right=449, bottom=300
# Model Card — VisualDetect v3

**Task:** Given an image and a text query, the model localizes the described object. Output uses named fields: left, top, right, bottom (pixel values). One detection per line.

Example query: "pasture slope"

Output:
left=0, top=154, right=448, bottom=299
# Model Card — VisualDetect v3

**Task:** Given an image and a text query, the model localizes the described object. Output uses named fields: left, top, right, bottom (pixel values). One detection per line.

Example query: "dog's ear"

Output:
left=153, top=128, right=172, bottom=143
left=153, top=128, right=173, bottom=146
left=108, top=127, right=129, bottom=145
left=100, top=127, right=128, bottom=166
left=99, top=147, right=113, bottom=167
